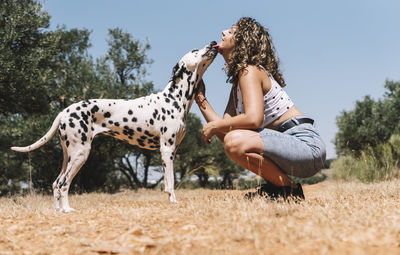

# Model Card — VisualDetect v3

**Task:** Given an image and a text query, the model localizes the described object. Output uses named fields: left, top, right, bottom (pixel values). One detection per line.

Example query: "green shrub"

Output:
left=332, top=136, right=400, bottom=182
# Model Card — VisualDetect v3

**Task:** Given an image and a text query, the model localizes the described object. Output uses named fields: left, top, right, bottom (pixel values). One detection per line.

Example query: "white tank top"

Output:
left=234, top=67, right=294, bottom=128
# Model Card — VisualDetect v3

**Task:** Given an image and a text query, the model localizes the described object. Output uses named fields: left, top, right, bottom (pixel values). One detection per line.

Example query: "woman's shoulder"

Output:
left=239, top=64, right=264, bottom=74
left=238, top=65, right=266, bottom=80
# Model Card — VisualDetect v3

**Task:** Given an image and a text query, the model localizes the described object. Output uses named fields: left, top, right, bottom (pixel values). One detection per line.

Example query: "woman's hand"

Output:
left=202, top=120, right=220, bottom=144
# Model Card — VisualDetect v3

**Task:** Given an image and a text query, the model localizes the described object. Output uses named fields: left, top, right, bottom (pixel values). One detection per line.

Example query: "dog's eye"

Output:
left=191, top=49, right=199, bottom=53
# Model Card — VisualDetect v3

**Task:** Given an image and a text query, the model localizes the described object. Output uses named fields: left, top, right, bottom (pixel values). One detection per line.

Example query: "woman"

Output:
left=195, top=17, right=326, bottom=200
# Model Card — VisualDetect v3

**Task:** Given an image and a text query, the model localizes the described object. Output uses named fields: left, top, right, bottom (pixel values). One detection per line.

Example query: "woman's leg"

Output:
left=223, top=129, right=296, bottom=187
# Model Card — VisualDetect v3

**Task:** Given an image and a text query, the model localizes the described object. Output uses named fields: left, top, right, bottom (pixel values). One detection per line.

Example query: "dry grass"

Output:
left=1, top=180, right=400, bottom=255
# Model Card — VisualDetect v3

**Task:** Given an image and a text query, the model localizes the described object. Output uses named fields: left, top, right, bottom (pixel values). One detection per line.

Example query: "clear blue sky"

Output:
left=42, top=0, right=400, bottom=159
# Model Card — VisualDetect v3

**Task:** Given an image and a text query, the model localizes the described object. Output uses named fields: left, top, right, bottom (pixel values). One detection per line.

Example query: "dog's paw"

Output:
left=169, top=194, right=178, bottom=204
left=62, top=207, right=76, bottom=213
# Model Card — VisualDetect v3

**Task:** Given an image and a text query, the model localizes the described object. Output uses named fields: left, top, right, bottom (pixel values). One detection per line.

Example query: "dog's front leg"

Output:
left=160, top=145, right=177, bottom=203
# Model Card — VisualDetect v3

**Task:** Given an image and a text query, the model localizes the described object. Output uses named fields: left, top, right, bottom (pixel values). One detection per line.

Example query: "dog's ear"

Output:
left=172, top=63, right=185, bottom=80
left=172, top=63, right=179, bottom=75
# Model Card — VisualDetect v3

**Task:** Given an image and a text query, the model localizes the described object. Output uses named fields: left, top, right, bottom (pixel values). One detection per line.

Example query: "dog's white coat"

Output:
left=11, top=42, right=217, bottom=212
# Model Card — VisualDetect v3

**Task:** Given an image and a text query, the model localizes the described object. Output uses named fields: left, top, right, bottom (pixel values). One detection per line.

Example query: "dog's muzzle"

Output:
left=203, top=41, right=218, bottom=59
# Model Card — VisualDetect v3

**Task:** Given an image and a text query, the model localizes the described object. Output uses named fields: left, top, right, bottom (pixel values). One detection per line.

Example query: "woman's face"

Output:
left=216, top=25, right=236, bottom=56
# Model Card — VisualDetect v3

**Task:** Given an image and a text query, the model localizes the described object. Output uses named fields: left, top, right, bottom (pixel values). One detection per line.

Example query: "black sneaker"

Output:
left=281, top=183, right=305, bottom=202
left=244, top=181, right=305, bottom=202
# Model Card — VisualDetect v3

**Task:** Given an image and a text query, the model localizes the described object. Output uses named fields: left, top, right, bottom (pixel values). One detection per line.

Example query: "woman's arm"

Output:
left=202, top=66, right=265, bottom=143
left=195, top=80, right=236, bottom=142
left=195, top=80, right=221, bottom=123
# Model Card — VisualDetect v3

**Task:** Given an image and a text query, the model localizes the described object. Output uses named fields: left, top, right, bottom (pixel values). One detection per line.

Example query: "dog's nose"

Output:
left=210, top=41, right=217, bottom=46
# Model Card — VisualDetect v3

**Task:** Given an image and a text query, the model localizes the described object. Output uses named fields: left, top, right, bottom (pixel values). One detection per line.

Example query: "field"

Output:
left=1, top=179, right=400, bottom=255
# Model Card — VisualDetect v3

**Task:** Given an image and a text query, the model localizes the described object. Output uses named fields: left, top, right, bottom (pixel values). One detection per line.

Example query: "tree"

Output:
left=0, top=0, right=55, bottom=115
left=335, top=80, right=400, bottom=156
left=0, top=0, right=101, bottom=193
left=0, top=1, right=156, bottom=194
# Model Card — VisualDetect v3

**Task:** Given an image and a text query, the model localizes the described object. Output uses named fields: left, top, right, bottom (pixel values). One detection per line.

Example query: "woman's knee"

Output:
left=224, top=130, right=247, bottom=156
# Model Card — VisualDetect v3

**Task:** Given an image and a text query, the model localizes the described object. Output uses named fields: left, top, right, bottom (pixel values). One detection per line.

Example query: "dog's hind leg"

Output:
left=52, top=136, right=69, bottom=212
left=54, top=143, right=91, bottom=213
left=160, top=145, right=177, bottom=203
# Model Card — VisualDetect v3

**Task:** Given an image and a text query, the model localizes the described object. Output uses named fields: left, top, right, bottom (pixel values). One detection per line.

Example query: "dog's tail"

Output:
left=11, top=112, right=62, bottom=153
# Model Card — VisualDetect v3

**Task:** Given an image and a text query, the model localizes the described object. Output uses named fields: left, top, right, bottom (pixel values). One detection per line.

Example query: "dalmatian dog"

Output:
left=11, top=41, right=218, bottom=212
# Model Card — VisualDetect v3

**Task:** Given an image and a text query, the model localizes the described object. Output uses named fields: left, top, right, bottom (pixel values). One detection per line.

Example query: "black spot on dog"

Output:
left=137, top=139, right=145, bottom=147
left=123, top=117, right=128, bottom=122
left=168, top=94, right=176, bottom=101
left=91, top=105, right=99, bottom=114
left=137, top=127, right=142, bottom=132
left=102, top=123, right=106, bottom=127
left=132, top=117, right=137, bottom=122
left=76, top=106, right=81, bottom=111
left=149, top=119, right=154, bottom=125
left=128, top=110, right=133, bottom=115
left=152, top=109, right=159, bottom=119
left=79, top=120, right=88, bottom=132
left=168, top=138, right=174, bottom=145
left=173, top=101, right=180, bottom=110
left=81, top=133, right=87, bottom=143
left=81, top=111, right=89, bottom=124
left=69, top=122, right=75, bottom=128
left=66, top=140, right=70, bottom=147
left=93, top=117, right=97, bottom=123
left=104, top=112, right=111, bottom=118
left=70, top=112, right=80, bottom=120
left=144, top=130, right=154, bottom=137
left=114, top=122, right=120, bottom=127
left=108, top=120, right=113, bottom=124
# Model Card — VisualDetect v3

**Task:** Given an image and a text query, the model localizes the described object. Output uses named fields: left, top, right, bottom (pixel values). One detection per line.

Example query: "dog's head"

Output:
left=171, top=41, right=218, bottom=82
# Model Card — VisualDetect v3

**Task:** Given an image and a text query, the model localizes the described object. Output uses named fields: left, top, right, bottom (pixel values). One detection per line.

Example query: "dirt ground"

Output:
left=1, top=179, right=400, bottom=255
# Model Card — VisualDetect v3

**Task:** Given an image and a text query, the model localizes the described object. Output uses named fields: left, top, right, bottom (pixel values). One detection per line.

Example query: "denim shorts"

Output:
left=259, top=117, right=326, bottom=178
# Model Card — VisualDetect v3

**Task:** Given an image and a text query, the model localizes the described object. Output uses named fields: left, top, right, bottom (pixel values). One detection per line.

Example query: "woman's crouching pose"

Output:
left=196, top=17, right=326, bottom=201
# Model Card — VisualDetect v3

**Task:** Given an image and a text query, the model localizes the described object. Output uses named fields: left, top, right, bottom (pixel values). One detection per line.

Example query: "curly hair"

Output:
left=225, top=17, right=286, bottom=87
